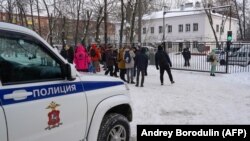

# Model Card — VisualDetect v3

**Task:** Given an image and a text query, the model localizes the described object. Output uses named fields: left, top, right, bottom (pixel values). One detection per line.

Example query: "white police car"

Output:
left=0, top=22, right=132, bottom=141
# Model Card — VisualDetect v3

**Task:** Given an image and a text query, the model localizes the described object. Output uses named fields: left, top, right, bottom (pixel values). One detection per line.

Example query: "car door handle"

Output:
left=4, top=90, right=33, bottom=101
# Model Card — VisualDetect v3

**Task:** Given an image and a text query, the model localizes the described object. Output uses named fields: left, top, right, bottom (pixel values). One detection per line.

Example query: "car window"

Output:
left=0, top=30, right=64, bottom=85
left=238, top=52, right=246, bottom=57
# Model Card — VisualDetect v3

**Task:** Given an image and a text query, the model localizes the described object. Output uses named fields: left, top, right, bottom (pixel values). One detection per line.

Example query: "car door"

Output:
left=0, top=98, right=8, bottom=141
left=0, top=29, right=88, bottom=141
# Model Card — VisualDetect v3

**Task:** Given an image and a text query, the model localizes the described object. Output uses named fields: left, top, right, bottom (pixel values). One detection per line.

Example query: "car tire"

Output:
left=220, top=60, right=226, bottom=65
left=97, top=113, right=130, bottom=141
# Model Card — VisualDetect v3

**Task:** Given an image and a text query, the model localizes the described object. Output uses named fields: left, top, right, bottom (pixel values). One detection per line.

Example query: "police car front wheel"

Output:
left=97, top=113, right=130, bottom=141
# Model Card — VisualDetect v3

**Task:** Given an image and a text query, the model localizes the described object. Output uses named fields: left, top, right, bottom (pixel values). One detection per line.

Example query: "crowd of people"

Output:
left=59, top=42, right=175, bottom=87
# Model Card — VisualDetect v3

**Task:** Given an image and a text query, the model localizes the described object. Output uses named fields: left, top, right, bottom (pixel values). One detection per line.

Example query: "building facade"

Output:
left=140, top=3, right=238, bottom=49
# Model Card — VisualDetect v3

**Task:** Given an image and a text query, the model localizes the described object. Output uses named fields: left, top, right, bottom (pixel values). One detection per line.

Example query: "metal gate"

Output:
left=163, top=42, right=250, bottom=73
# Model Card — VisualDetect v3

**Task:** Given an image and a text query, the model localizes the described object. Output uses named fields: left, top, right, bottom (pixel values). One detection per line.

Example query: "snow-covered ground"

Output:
left=127, top=66, right=250, bottom=139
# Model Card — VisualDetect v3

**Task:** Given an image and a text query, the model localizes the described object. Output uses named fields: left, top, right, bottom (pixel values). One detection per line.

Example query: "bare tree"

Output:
left=119, top=0, right=125, bottom=46
left=243, top=0, right=245, bottom=39
left=104, top=0, right=108, bottom=45
left=74, top=0, right=83, bottom=46
left=82, top=10, right=93, bottom=45
left=130, top=0, right=138, bottom=44
left=29, top=0, right=35, bottom=30
left=35, top=0, right=41, bottom=35
left=42, top=0, right=53, bottom=45
left=233, top=0, right=243, bottom=40
left=202, top=0, right=220, bottom=47
left=16, top=0, right=28, bottom=26
left=7, top=0, right=14, bottom=23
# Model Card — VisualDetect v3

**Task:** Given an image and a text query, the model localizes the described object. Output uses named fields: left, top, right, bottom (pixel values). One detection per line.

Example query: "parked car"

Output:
left=219, top=45, right=250, bottom=66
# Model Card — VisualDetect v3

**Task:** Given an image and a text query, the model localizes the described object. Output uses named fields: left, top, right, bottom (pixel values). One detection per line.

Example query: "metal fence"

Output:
left=108, top=42, right=250, bottom=73
left=163, top=42, right=250, bottom=73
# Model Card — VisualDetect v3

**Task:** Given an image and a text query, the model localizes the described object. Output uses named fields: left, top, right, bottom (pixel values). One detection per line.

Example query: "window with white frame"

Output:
left=193, top=23, right=198, bottom=31
left=151, top=27, right=154, bottom=34
left=186, top=24, right=190, bottom=32
left=159, top=26, right=163, bottom=33
left=168, top=25, right=172, bottom=33
left=179, top=24, right=183, bottom=32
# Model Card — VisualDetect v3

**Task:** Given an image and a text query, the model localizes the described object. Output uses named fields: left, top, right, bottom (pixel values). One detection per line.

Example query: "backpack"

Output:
left=208, top=55, right=214, bottom=62
left=124, top=51, right=131, bottom=63
left=90, top=49, right=96, bottom=57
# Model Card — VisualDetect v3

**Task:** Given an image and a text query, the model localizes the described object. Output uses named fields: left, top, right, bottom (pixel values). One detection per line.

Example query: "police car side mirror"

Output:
left=65, top=63, right=77, bottom=81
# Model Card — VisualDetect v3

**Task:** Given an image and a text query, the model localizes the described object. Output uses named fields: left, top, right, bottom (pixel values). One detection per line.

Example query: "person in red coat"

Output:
left=89, top=44, right=101, bottom=73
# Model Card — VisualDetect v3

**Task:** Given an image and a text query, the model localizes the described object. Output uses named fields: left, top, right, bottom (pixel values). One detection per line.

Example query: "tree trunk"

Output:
left=203, top=2, right=219, bottom=48
left=83, top=10, right=92, bottom=45
left=36, top=0, right=41, bottom=35
left=42, top=0, right=53, bottom=45
left=29, top=0, right=35, bottom=30
left=243, top=0, right=246, bottom=39
left=104, top=0, right=108, bottom=45
left=95, top=7, right=104, bottom=43
left=130, top=0, right=138, bottom=44
left=138, top=0, right=142, bottom=44
left=233, top=0, right=243, bottom=40
left=75, top=0, right=82, bottom=46
left=7, top=0, right=13, bottom=23
left=120, top=0, right=124, bottom=47
left=62, top=16, right=66, bottom=48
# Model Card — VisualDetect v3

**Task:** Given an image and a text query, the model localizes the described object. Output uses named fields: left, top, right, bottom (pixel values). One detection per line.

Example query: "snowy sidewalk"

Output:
left=128, top=66, right=250, bottom=138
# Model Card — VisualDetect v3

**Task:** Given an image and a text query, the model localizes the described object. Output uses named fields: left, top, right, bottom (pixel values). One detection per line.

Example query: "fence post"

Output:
left=226, top=44, right=229, bottom=73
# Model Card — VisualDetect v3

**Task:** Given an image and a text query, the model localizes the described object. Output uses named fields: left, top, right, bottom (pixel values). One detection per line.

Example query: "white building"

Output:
left=140, top=2, right=238, bottom=48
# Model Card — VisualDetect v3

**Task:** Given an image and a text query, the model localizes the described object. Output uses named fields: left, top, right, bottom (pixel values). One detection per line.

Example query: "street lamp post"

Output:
left=163, top=6, right=169, bottom=51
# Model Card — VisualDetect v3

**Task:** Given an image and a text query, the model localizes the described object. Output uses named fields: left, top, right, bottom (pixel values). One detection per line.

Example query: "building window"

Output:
left=216, top=25, right=219, bottom=32
left=220, top=27, right=224, bottom=33
left=193, top=41, right=198, bottom=48
left=159, top=26, right=163, bottom=33
left=185, top=41, right=191, bottom=48
left=179, top=24, right=183, bottom=32
left=143, top=28, right=146, bottom=34
left=151, top=27, right=154, bottom=34
left=193, top=23, right=198, bottom=31
left=168, top=25, right=172, bottom=33
left=186, top=24, right=190, bottom=32
left=167, top=41, right=172, bottom=48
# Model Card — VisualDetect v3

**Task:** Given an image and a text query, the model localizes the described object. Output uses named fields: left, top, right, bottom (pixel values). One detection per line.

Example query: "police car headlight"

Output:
left=124, top=82, right=130, bottom=90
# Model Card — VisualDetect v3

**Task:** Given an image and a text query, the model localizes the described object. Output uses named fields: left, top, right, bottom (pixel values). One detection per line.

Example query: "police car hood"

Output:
left=77, top=72, right=124, bottom=83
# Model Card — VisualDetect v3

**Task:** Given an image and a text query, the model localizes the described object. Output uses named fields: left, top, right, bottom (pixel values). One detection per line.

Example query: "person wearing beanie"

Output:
left=155, top=45, right=175, bottom=85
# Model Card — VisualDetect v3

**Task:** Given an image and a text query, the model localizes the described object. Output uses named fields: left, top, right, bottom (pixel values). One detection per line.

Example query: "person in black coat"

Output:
left=134, top=47, right=148, bottom=87
left=182, top=47, right=191, bottom=67
left=104, top=46, right=114, bottom=76
left=60, top=44, right=74, bottom=64
left=155, top=45, right=174, bottom=85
